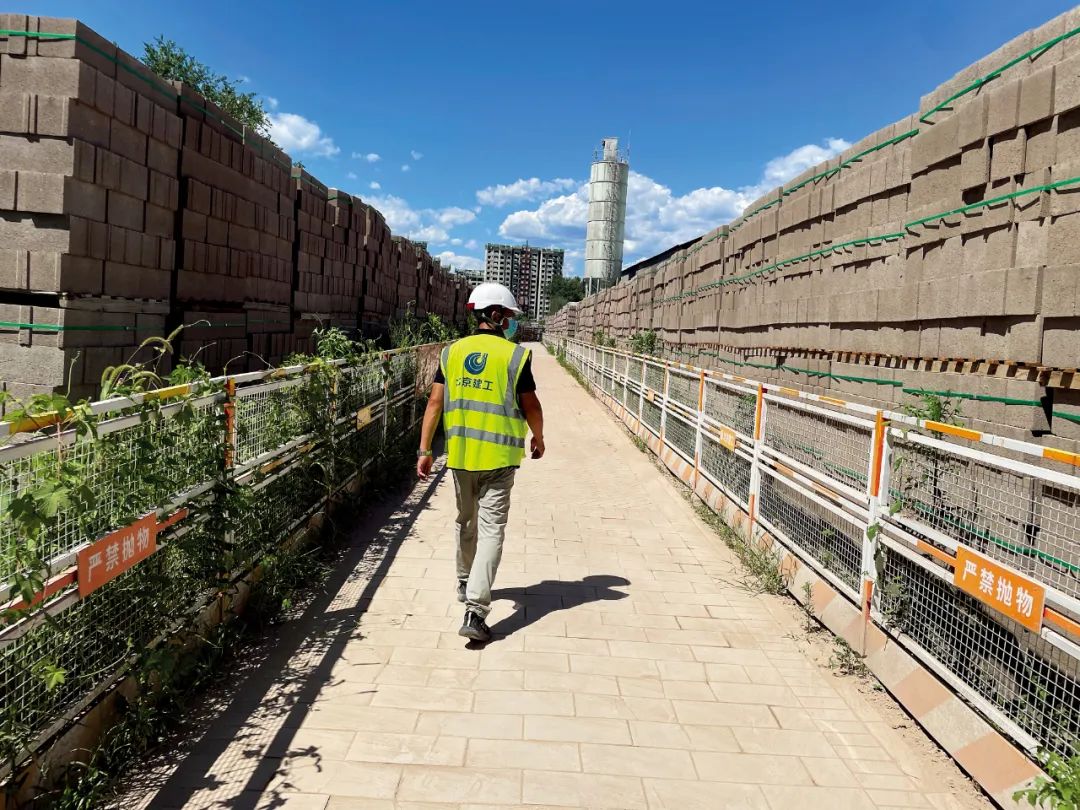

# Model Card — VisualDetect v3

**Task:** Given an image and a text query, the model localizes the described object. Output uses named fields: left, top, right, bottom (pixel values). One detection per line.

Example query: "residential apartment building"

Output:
left=483, top=243, right=565, bottom=321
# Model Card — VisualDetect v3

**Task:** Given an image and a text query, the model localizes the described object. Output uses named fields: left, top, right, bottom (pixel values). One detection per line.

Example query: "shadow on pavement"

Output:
left=485, top=574, right=631, bottom=639
left=139, top=463, right=449, bottom=810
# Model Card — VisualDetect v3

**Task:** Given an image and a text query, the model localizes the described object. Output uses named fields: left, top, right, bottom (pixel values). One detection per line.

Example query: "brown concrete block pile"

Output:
left=175, top=81, right=295, bottom=371
left=560, top=7, right=1080, bottom=444
left=0, top=15, right=467, bottom=409
left=359, top=204, right=398, bottom=336
left=0, top=15, right=178, bottom=402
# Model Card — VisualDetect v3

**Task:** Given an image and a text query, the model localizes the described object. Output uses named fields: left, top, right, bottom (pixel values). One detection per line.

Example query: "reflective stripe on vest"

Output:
left=445, top=425, right=526, bottom=448
left=439, top=335, right=529, bottom=471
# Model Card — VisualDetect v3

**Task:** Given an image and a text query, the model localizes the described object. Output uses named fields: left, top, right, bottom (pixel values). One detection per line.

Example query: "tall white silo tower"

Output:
left=584, top=137, right=629, bottom=296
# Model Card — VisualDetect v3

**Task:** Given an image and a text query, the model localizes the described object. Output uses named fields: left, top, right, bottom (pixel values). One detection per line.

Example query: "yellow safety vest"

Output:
left=440, top=334, right=530, bottom=471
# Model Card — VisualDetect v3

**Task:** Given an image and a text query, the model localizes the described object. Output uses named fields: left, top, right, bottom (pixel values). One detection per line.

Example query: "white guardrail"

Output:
left=0, top=342, right=443, bottom=769
left=551, top=336, right=1080, bottom=758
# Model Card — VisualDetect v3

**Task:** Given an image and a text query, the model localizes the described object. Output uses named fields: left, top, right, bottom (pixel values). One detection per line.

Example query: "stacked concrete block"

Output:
left=392, top=237, right=420, bottom=314
left=359, top=205, right=396, bottom=333
left=0, top=298, right=167, bottom=408
left=176, top=310, right=247, bottom=374
left=0, top=16, right=182, bottom=400
left=293, top=170, right=357, bottom=325
left=427, top=266, right=457, bottom=323
left=175, top=83, right=292, bottom=313
left=545, top=8, right=1080, bottom=441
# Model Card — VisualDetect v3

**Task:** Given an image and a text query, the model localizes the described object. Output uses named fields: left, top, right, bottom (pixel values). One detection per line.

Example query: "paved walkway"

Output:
left=124, top=344, right=978, bottom=810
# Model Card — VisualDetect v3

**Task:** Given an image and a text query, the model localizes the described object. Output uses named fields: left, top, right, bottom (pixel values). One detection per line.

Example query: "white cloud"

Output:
left=369, top=181, right=381, bottom=190
left=433, top=207, right=477, bottom=227
left=411, top=150, right=424, bottom=161
left=477, top=177, right=578, bottom=207
left=364, top=194, right=476, bottom=246
left=265, top=96, right=279, bottom=110
left=761, top=137, right=851, bottom=187
left=450, top=238, right=462, bottom=246
left=401, top=164, right=411, bottom=173
left=435, top=250, right=483, bottom=271
left=413, top=225, right=449, bottom=242
left=238, top=74, right=251, bottom=84
left=346, top=171, right=358, bottom=180
left=498, top=138, right=851, bottom=266
left=465, top=239, right=479, bottom=250
left=352, top=152, right=381, bottom=162
left=366, top=194, right=422, bottom=232
left=267, top=112, right=338, bottom=157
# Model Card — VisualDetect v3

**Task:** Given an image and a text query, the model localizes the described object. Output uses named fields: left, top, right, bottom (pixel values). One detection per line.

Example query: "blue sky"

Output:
left=16, top=0, right=1076, bottom=274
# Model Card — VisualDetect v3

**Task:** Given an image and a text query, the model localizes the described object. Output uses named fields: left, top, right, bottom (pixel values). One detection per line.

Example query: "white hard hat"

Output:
left=467, top=282, right=522, bottom=314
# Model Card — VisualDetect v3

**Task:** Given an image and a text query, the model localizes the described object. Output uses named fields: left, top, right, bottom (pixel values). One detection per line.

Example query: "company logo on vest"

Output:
left=464, top=352, right=488, bottom=375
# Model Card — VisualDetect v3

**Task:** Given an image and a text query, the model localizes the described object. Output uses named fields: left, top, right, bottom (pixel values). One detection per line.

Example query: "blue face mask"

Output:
left=504, top=318, right=519, bottom=340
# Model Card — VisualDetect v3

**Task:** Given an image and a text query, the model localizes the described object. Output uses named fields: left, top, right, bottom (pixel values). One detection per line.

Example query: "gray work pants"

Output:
left=452, top=467, right=516, bottom=618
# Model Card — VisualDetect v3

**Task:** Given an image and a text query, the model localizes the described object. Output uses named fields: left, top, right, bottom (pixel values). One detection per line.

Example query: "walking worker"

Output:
left=416, top=282, right=545, bottom=643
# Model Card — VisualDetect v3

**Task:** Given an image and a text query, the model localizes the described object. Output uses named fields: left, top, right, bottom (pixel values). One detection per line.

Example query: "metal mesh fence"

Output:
left=765, top=401, right=871, bottom=493
left=665, top=412, right=696, bottom=462
left=758, top=473, right=863, bottom=593
left=880, top=547, right=1080, bottom=755
left=667, top=372, right=698, bottom=410
left=576, top=340, right=1080, bottom=760
left=338, top=360, right=384, bottom=415
left=892, top=435, right=1080, bottom=602
left=701, top=435, right=752, bottom=505
left=642, top=399, right=662, bottom=434
left=1, top=343, right=442, bottom=761
left=235, top=380, right=319, bottom=465
left=0, top=524, right=196, bottom=756
left=0, top=401, right=222, bottom=585
left=645, top=363, right=665, bottom=394
left=704, top=381, right=757, bottom=437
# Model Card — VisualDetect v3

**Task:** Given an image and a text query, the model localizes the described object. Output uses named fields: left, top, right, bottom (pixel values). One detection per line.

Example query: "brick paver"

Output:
left=124, top=344, right=979, bottom=809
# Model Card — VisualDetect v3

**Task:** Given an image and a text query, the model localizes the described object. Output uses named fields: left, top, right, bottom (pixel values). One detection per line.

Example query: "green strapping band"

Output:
left=714, top=23, right=1080, bottom=235
left=903, top=174, right=1080, bottom=228
left=0, top=29, right=291, bottom=172
left=919, top=24, right=1080, bottom=123
left=653, top=174, right=1080, bottom=304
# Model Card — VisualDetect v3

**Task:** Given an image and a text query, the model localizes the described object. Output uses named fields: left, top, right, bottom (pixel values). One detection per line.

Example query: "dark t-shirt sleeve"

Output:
left=433, top=350, right=535, bottom=392
left=516, top=356, right=536, bottom=394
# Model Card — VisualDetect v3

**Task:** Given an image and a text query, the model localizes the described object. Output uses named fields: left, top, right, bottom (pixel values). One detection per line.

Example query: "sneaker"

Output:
left=458, top=609, right=492, bottom=643
left=456, top=580, right=467, bottom=603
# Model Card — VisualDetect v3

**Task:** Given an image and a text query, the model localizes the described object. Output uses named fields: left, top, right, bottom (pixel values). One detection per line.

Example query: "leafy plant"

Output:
left=880, top=574, right=911, bottom=634
left=591, top=330, right=615, bottom=348
left=389, top=313, right=458, bottom=349
left=630, top=330, right=659, bottom=356
left=0, top=324, right=434, bottom=805
left=547, top=274, right=584, bottom=315
left=141, top=36, right=270, bottom=135
left=1014, top=748, right=1080, bottom=808
left=691, top=500, right=787, bottom=595
left=830, top=638, right=870, bottom=678
left=801, top=581, right=818, bottom=635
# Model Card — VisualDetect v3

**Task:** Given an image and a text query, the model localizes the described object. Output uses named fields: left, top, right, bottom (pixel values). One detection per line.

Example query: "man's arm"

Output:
left=520, top=391, right=545, bottom=459
left=417, top=383, right=444, bottom=479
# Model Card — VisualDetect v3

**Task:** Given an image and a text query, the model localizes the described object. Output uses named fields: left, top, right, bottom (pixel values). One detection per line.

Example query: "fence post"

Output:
left=659, top=364, right=671, bottom=451
left=747, top=383, right=766, bottom=543
left=381, top=352, right=391, bottom=447
left=623, top=352, right=631, bottom=416
left=637, top=359, right=645, bottom=425
left=861, top=409, right=889, bottom=651
left=694, top=370, right=706, bottom=491
left=223, top=377, right=237, bottom=471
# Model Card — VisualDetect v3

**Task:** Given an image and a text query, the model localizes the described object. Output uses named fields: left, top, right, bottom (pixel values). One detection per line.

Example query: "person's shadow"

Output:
left=481, top=575, right=631, bottom=642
